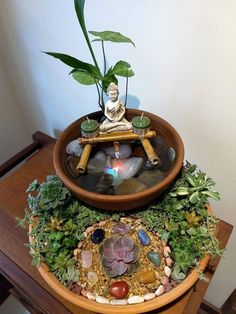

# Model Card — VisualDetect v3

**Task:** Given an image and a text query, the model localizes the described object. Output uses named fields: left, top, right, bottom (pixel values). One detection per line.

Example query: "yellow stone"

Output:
left=137, top=269, right=156, bottom=284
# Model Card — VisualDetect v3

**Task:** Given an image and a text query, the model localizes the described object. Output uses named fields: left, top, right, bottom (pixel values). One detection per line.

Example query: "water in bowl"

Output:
left=66, top=135, right=176, bottom=196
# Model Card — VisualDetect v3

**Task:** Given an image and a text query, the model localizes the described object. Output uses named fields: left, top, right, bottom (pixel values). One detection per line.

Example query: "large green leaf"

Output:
left=89, top=31, right=135, bottom=47
left=189, top=191, right=199, bottom=204
left=44, top=52, right=102, bottom=80
left=74, top=0, right=100, bottom=69
left=102, top=67, right=118, bottom=91
left=72, top=70, right=96, bottom=85
left=74, top=0, right=86, bottom=32
left=111, top=60, right=135, bottom=77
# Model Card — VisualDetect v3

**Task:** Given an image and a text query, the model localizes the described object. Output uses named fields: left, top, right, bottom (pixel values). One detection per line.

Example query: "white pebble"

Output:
left=165, top=256, right=173, bottom=267
left=73, top=248, right=79, bottom=256
left=164, top=266, right=171, bottom=277
left=87, top=292, right=96, bottom=300
left=99, top=220, right=106, bottom=227
left=96, top=296, right=110, bottom=304
left=144, top=293, right=156, bottom=301
left=128, top=296, right=145, bottom=304
left=110, top=299, right=128, bottom=305
left=86, top=226, right=94, bottom=233
left=164, top=246, right=171, bottom=257
left=155, top=285, right=164, bottom=296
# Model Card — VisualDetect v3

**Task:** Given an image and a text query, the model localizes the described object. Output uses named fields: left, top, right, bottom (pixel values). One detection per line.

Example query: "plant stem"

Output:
left=101, top=41, right=106, bottom=76
left=124, top=76, right=129, bottom=107
left=95, top=82, right=103, bottom=111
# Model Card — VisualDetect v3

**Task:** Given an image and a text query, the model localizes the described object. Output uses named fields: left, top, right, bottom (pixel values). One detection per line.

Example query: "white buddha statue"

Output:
left=100, top=83, right=132, bottom=133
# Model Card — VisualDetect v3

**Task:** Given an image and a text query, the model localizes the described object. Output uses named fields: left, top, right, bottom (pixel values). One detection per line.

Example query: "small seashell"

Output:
left=110, top=299, right=128, bottom=305
left=144, top=293, right=156, bottom=301
left=155, top=285, right=164, bottom=296
left=164, top=246, right=171, bottom=257
left=164, top=266, right=171, bottom=277
left=165, top=256, right=173, bottom=267
left=96, top=296, right=110, bottom=304
left=128, top=296, right=145, bottom=304
left=87, top=292, right=96, bottom=300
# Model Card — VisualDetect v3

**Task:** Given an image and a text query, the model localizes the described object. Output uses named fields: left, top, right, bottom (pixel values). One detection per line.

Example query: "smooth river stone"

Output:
left=118, top=157, right=143, bottom=180
left=115, top=178, right=147, bottom=195
left=87, top=159, right=106, bottom=174
left=91, top=228, right=105, bottom=244
left=96, top=296, right=109, bottom=304
left=155, top=285, right=164, bottom=296
left=105, top=144, right=132, bottom=159
left=86, top=292, right=96, bottom=300
left=168, top=147, right=176, bottom=162
left=66, top=140, right=83, bottom=157
left=138, top=170, right=164, bottom=187
left=128, top=296, right=145, bottom=304
left=138, top=229, right=151, bottom=246
left=157, top=147, right=176, bottom=172
left=87, top=272, right=98, bottom=286
left=147, top=251, right=161, bottom=267
left=137, top=269, right=156, bottom=284
left=164, top=266, right=172, bottom=277
left=77, top=173, right=101, bottom=192
left=93, top=150, right=107, bottom=161
left=81, top=250, right=92, bottom=268
left=144, top=293, right=156, bottom=301
left=66, top=156, right=80, bottom=177
left=95, top=173, right=113, bottom=194
left=110, top=299, right=128, bottom=305
left=109, top=281, right=129, bottom=299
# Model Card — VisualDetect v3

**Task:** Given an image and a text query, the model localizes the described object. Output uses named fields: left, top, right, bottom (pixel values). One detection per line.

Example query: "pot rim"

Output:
left=53, top=109, right=184, bottom=210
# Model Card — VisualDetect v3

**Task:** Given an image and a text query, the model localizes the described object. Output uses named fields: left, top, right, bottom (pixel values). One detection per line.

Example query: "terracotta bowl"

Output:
left=36, top=256, right=209, bottom=314
left=53, top=109, right=184, bottom=211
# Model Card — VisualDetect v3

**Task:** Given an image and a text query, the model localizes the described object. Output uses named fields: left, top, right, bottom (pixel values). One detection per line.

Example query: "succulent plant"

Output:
left=99, top=236, right=140, bottom=277
left=39, top=176, right=70, bottom=210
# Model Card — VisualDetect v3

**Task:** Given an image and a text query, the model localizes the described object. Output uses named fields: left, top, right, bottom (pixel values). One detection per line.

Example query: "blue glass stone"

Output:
left=137, top=229, right=151, bottom=246
left=91, top=228, right=105, bottom=244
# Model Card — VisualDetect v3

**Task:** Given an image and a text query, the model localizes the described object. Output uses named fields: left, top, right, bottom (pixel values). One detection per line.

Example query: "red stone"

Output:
left=109, top=281, right=129, bottom=299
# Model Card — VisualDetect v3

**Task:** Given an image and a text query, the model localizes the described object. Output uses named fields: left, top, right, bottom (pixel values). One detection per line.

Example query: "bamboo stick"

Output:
left=78, top=130, right=156, bottom=145
left=76, top=143, right=92, bottom=174
left=141, top=138, right=159, bottom=166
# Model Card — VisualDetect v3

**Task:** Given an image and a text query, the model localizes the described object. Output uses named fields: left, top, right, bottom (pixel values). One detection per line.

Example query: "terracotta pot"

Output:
left=36, top=256, right=209, bottom=314
left=53, top=109, right=184, bottom=211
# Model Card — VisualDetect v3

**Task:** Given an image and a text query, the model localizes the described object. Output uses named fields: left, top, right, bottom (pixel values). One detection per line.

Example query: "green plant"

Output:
left=18, top=163, right=222, bottom=286
left=136, top=163, right=223, bottom=280
left=45, top=0, right=135, bottom=111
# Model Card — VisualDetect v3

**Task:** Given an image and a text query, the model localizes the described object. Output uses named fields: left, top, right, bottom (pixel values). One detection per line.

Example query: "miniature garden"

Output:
left=19, top=163, right=222, bottom=305
left=17, top=0, right=223, bottom=309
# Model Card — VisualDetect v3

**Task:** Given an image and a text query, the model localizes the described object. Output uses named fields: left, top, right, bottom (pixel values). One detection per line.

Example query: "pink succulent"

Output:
left=100, top=236, right=140, bottom=277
